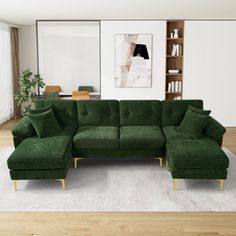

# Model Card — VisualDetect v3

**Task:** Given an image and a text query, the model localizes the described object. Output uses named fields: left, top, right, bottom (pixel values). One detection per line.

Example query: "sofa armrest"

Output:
left=12, top=116, right=35, bottom=147
left=203, top=117, right=226, bottom=146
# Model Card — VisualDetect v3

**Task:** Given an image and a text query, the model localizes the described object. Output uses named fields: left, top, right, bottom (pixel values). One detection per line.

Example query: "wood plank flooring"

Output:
left=0, top=119, right=236, bottom=236
left=0, top=212, right=236, bottom=236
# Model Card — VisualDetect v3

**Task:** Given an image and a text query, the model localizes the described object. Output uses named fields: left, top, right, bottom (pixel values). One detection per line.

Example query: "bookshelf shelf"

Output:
left=166, top=92, right=182, bottom=94
left=166, top=55, right=183, bottom=58
left=165, top=20, right=184, bottom=100
left=166, top=73, right=182, bottom=76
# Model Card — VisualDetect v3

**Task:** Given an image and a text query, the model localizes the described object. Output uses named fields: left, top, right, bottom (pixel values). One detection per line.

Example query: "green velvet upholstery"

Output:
left=162, top=100, right=203, bottom=126
left=27, top=104, right=52, bottom=114
left=167, top=139, right=229, bottom=170
left=203, top=117, right=226, bottom=146
left=162, top=126, right=198, bottom=140
left=120, top=126, right=165, bottom=150
left=77, top=100, right=119, bottom=126
left=8, top=99, right=229, bottom=186
left=189, top=105, right=211, bottom=116
left=177, top=108, right=210, bottom=139
left=73, top=149, right=164, bottom=158
left=27, top=109, right=61, bottom=138
left=12, top=116, right=35, bottom=147
left=120, top=100, right=162, bottom=126
left=170, top=168, right=227, bottom=180
left=9, top=161, right=70, bottom=180
left=8, top=129, right=74, bottom=170
left=73, top=126, right=119, bottom=149
left=35, top=100, right=77, bottom=127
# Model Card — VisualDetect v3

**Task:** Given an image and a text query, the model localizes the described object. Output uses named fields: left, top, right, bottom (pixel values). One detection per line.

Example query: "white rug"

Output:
left=1, top=147, right=236, bottom=212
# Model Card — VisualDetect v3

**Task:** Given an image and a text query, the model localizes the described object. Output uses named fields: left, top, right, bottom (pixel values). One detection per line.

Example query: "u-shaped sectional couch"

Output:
left=7, top=99, right=229, bottom=190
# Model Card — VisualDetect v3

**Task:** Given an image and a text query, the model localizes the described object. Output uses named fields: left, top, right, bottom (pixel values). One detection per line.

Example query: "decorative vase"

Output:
left=173, top=29, right=179, bottom=38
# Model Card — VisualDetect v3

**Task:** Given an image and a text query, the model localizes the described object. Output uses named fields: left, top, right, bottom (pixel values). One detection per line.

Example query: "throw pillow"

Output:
left=27, top=104, right=52, bottom=115
left=27, top=109, right=61, bottom=138
left=189, top=105, right=211, bottom=116
left=178, top=108, right=210, bottom=138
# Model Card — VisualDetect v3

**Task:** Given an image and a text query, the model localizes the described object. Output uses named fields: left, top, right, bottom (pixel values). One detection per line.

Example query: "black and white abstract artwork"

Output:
left=115, top=34, right=152, bottom=88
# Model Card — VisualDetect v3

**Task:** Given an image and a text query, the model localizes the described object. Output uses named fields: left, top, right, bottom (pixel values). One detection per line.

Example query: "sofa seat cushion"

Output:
left=73, top=126, right=119, bottom=150
left=167, top=139, right=229, bottom=169
left=120, top=126, right=165, bottom=150
left=7, top=129, right=74, bottom=170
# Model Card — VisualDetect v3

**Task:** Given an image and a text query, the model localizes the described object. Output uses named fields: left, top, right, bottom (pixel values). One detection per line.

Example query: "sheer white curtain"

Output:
left=0, top=23, right=13, bottom=125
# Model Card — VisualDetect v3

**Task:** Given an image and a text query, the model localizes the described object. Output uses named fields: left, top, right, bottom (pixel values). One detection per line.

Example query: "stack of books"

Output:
left=171, top=44, right=183, bottom=56
left=167, top=80, right=182, bottom=93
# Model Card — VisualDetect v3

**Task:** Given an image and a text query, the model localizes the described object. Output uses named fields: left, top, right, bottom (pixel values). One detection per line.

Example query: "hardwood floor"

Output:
left=0, top=212, right=236, bottom=236
left=223, top=127, right=236, bottom=155
left=0, top=119, right=236, bottom=236
left=0, top=118, right=20, bottom=148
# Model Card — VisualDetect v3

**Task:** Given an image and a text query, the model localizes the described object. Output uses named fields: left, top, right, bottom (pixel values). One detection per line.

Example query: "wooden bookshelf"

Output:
left=165, top=20, right=184, bottom=100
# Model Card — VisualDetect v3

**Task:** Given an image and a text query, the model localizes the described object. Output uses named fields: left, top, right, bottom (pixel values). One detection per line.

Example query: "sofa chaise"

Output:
left=7, top=99, right=229, bottom=191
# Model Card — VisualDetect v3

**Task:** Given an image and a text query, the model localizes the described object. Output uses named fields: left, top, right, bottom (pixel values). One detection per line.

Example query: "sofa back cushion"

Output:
left=120, top=100, right=162, bottom=126
left=162, top=100, right=203, bottom=126
left=34, top=100, right=77, bottom=127
left=77, top=100, right=119, bottom=126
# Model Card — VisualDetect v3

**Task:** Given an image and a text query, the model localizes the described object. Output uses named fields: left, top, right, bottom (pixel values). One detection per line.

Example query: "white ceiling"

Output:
left=0, top=0, right=236, bottom=25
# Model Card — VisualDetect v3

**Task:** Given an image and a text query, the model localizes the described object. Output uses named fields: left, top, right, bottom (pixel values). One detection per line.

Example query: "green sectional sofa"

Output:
left=7, top=99, right=229, bottom=191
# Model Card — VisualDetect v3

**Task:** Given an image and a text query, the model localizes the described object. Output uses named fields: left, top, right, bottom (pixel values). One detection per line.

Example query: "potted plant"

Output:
left=15, top=68, right=45, bottom=114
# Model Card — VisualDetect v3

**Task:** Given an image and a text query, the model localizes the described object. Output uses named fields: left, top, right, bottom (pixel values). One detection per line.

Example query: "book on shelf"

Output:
left=171, top=44, right=183, bottom=56
left=167, top=80, right=182, bottom=93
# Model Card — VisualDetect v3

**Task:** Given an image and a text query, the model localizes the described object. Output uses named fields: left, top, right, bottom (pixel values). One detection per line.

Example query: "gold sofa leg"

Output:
left=13, top=180, right=17, bottom=191
left=155, top=157, right=163, bottom=168
left=173, top=179, right=177, bottom=191
left=74, top=157, right=83, bottom=168
left=56, top=179, right=66, bottom=190
left=219, top=180, right=224, bottom=191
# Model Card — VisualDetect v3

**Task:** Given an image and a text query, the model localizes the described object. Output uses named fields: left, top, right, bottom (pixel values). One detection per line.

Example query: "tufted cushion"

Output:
left=120, top=100, right=162, bottom=126
left=34, top=100, right=77, bottom=127
left=162, top=100, right=203, bottom=126
left=77, top=100, right=119, bottom=126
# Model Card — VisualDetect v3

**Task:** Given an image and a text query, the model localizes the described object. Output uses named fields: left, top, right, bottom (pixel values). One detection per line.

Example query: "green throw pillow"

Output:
left=27, top=109, right=61, bottom=138
left=178, top=108, right=210, bottom=138
left=27, top=104, right=52, bottom=115
left=189, top=105, right=211, bottom=116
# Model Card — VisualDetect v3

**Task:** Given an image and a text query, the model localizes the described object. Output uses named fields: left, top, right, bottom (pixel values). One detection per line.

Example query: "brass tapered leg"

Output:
left=219, top=180, right=224, bottom=191
left=173, top=179, right=177, bottom=191
left=56, top=179, right=65, bottom=190
left=155, top=157, right=163, bottom=168
left=74, top=157, right=83, bottom=168
left=13, top=180, right=17, bottom=191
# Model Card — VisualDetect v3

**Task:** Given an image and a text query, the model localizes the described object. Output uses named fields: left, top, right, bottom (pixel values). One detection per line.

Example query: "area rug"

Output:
left=1, top=147, right=236, bottom=211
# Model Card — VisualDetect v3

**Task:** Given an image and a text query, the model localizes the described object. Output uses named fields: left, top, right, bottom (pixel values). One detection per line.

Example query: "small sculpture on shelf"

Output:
left=173, top=29, right=179, bottom=38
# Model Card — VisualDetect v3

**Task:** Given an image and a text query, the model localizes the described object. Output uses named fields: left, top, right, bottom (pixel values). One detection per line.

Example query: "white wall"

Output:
left=184, top=21, right=236, bottom=126
left=101, top=21, right=166, bottom=100
left=19, top=26, right=37, bottom=73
